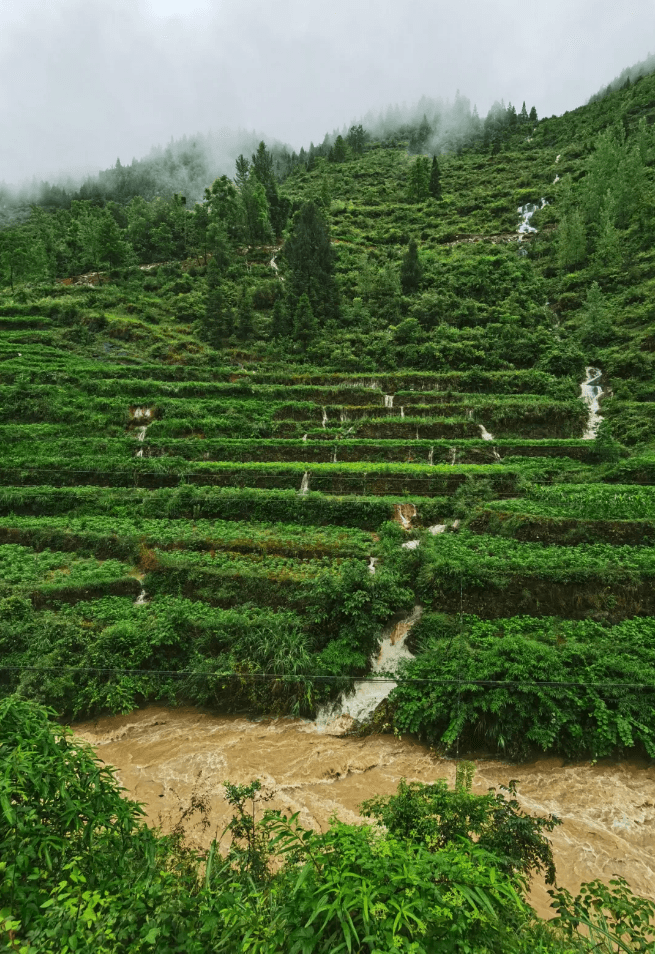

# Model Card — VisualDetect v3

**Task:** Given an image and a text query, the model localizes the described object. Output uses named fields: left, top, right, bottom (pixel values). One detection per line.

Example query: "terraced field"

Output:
left=1, top=326, right=654, bottom=763
left=3, top=71, right=655, bottom=764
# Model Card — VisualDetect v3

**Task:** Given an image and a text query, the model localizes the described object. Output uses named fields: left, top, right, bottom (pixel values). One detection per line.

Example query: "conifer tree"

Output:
left=429, top=156, right=442, bottom=199
left=408, top=157, right=430, bottom=202
left=293, top=293, right=318, bottom=351
left=200, top=259, right=226, bottom=346
left=284, top=202, right=339, bottom=322
left=271, top=298, right=290, bottom=339
left=557, top=210, right=587, bottom=270
left=529, top=106, right=538, bottom=122
left=519, top=101, right=529, bottom=123
left=400, top=239, right=422, bottom=295
left=236, top=287, right=254, bottom=341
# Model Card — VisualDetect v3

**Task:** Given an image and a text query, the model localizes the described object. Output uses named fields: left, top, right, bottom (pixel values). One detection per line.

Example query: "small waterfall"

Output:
left=368, top=556, right=378, bottom=575
left=315, top=606, right=423, bottom=729
left=340, top=409, right=348, bottom=423
left=466, top=408, right=473, bottom=420
left=322, top=407, right=328, bottom=429
left=402, top=539, right=420, bottom=550
left=553, top=175, right=560, bottom=184
left=299, top=472, right=310, bottom=494
left=449, top=447, right=457, bottom=466
left=394, top=503, right=417, bottom=530
left=517, top=198, right=547, bottom=238
left=580, top=367, right=604, bottom=440
left=428, top=447, right=434, bottom=466
left=134, top=589, right=148, bottom=605
left=332, top=447, right=338, bottom=463
left=132, top=409, right=153, bottom=459
left=302, top=433, right=308, bottom=442
left=384, top=394, right=394, bottom=409
left=479, top=424, right=494, bottom=441
left=555, top=154, right=561, bottom=162
left=400, top=406, right=405, bottom=419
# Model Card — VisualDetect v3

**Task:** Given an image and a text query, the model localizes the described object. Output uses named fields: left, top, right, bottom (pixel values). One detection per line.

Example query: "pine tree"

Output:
left=271, top=298, right=290, bottom=339
left=200, top=259, right=225, bottom=346
left=293, top=294, right=318, bottom=351
left=400, top=239, right=422, bottom=295
left=235, top=155, right=250, bottom=188
left=529, top=105, right=538, bottom=123
left=557, top=210, right=587, bottom=271
left=330, top=135, right=347, bottom=163
left=407, top=157, right=430, bottom=202
left=520, top=101, right=529, bottom=123
left=429, top=156, right=442, bottom=199
left=236, top=287, right=254, bottom=341
left=284, top=202, right=339, bottom=322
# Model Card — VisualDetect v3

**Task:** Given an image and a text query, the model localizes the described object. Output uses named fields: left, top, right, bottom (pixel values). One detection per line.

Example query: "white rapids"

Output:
left=316, top=606, right=423, bottom=730
left=580, top=367, right=604, bottom=439
left=518, top=198, right=547, bottom=238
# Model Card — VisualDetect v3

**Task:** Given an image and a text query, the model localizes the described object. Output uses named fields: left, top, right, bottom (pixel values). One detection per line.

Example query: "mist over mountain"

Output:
left=589, top=50, right=655, bottom=102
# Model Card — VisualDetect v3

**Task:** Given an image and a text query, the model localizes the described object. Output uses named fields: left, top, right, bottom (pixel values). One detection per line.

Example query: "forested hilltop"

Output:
left=2, top=66, right=655, bottom=953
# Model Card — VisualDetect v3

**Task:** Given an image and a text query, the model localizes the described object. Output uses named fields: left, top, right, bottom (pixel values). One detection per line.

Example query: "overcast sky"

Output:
left=1, top=0, right=653, bottom=185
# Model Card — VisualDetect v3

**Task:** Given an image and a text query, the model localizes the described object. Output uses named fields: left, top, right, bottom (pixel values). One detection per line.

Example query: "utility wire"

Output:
left=2, top=664, right=655, bottom=690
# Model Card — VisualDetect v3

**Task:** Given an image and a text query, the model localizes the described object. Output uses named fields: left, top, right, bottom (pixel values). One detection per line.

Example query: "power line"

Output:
left=2, top=664, right=655, bottom=690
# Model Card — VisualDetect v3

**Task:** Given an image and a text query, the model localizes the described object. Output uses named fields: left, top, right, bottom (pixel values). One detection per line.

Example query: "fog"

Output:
left=1, top=0, right=654, bottom=186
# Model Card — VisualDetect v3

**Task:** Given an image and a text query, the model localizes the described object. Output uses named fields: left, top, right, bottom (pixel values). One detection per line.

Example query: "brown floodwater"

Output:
left=74, top=706, right=655, bottom=919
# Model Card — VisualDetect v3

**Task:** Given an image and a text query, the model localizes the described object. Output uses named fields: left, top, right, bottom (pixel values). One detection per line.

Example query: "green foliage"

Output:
left=361, top=772, right=559, bottom=885
left=391, top=613, right=655, bottom=759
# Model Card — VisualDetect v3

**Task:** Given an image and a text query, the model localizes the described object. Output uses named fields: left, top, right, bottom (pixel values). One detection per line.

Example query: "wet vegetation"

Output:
left=2, top=61, right=655, bottom=950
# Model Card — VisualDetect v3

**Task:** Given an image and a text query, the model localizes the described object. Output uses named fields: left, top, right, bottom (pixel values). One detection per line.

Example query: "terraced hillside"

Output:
left=2, top=72, right=655, bottom=760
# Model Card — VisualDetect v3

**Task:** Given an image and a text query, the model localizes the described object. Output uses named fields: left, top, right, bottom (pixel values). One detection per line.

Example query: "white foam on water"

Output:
left=368, top=556, right=378, bottom=575
left=384, top=394, right=394, bottom=409
left=400, top=406, right=405, bottom=419
left=428, top=447, right=434, bottom=465
left=315, top=606, right=423, bottom=730
left=428, top=523, right=447, bottom=534
left=394, top=503, right=417, bottom=530
left=402, top=539, right=420, bottom=550
left=302, top=434, right=308, bottom=442
left=580, top=367, right=604, bottom=440
left=517, top=198, right=547, bottom=238
left=134, top=589, right=148, bottom=605
left=299, top=472, right=310, bottom=494
left=479, top=424, right=494, bottom=441
left=322, top=408, right=328, bottom=429
left=332, top=447, right=338, bottom=463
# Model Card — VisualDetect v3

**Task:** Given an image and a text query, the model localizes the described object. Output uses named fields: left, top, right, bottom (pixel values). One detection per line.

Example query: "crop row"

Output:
left=0, top=543, right=140, bottom=605
left=0, top=514, right=376, bottom=561
left=0, top=436, right=602, bottom=466
left=406, top=529, right=655, bottom=621
left=0, top=366, right=581, bottom=397
left=0, top=484, right=454, bottom=529
left=0, top=458, right=531, bottom=495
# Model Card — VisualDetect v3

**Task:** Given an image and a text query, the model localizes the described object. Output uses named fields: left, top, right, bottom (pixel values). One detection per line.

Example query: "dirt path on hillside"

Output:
left=74, top=706, right=655, bottom=919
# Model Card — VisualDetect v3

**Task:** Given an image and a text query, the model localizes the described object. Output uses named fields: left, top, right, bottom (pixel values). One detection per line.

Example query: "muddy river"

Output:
left=74, top=706, right=655, bottom=919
